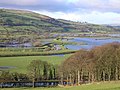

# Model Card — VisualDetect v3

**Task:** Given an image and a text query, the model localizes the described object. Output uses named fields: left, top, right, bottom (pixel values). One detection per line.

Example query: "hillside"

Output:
left=0, top=9, right=120, bottom=34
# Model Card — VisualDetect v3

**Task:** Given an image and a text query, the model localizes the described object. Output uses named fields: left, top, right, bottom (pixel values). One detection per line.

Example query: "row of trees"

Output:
left=27, top=60, right=57, bottom=87
left=59, top=42, right=120, bottom=85
left=0, top=60, right=58, bottom=88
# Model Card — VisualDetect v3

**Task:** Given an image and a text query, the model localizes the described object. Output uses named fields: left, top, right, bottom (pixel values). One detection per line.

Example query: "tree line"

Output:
left=59, top=42, right=120, bottom=85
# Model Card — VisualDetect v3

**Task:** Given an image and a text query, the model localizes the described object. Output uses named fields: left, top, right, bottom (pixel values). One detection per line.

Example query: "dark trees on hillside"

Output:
left=59, top=42, right=120, bottom=85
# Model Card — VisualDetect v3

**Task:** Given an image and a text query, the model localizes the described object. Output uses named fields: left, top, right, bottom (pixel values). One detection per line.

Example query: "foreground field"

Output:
left=0, top=54, right=71, bottom=73
left=1, top=81, right=120, bottom=90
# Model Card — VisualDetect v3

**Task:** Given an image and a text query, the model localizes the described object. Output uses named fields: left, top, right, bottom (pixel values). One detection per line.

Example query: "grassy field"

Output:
left=1, top=81, right=120, bottom=90
left=52, top=38, right=76, bottom=45
left=0, top=54, right=71, bottom=73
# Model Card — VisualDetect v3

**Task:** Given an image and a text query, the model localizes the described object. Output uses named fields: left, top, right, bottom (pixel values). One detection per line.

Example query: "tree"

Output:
left=27, top=60, right=55, bottom=87
left=27, top=60, right=43, bottom=87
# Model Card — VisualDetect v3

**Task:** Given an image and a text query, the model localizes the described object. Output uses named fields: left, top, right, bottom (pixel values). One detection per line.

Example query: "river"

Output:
left=65, top=37, right=120, bottom=50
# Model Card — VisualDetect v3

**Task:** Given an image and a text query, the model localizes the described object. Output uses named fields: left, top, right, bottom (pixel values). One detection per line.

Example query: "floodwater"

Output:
left=65, top=37, right=120, bottom=50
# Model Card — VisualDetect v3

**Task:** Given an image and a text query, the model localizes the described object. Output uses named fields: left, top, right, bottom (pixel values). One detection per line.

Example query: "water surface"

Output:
left=65, top=37, right=120, bottom=50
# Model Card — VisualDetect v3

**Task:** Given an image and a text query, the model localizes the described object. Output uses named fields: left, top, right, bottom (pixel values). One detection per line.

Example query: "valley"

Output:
left=0, top=9, right=120, bottom=89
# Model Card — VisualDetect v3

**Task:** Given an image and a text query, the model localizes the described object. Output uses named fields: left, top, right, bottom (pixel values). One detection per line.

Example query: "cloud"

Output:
left=0, top=0, right=120, bottom=13
left=0, top=0, right=75, bottom=12
left=74, top=0, right=120, bottom=13
left=35, top=10, right=120, bottom=24
left=0, top=0, right=120, bottom=24
left=0, top=0, right=39, bottom=6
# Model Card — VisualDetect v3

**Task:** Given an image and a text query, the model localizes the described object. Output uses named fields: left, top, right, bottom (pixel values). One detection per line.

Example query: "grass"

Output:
left=0, top=54, right=71, bottom=73
left=1, top=81, right=120, bottom=90
left=52, top=38, right=87, bottom=45
left=52, top=39, right=76, bottom=45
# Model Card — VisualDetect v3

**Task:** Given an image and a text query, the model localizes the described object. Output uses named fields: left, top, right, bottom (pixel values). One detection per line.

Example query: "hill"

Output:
left=108, top=24, right=120, bottom=29
left=0, top=8, right=120, bottom=34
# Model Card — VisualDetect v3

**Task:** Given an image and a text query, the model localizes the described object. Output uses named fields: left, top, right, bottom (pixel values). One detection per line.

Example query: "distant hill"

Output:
left=0, top=9, right=120, bottom=33
left=108, top=24, right=120, bottom=29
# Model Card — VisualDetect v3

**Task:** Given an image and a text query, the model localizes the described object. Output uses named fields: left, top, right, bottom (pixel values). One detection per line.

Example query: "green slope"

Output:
left=0, top=8, right=119, bottom=33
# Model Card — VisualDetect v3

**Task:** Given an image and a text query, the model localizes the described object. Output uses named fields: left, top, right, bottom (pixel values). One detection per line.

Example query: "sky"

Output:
left=0, top=0, right=120, bottom=24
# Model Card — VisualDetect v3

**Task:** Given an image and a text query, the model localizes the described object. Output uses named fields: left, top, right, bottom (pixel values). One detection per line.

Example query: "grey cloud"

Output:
left=0, top=0, right=120, bottom=13
left=0, top=0, right=39, bottom=6
left=0, top=0, right=76, bottom=12
left=74, top=0, right=120, bottom=13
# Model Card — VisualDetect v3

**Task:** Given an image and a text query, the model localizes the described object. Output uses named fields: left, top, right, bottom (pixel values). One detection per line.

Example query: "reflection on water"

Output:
left=0, top=42, right=32, bottom=47
left=0, top=66, right=16, bottom=70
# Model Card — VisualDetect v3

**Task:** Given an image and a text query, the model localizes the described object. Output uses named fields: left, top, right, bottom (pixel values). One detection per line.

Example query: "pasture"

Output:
left=0, top=54, right=71, bottom=73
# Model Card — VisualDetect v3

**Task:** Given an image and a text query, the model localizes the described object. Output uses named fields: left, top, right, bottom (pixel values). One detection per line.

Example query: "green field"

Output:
left=1, top=81, right=120, bottom=90
left=0, top=54, right=71, bottom=73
